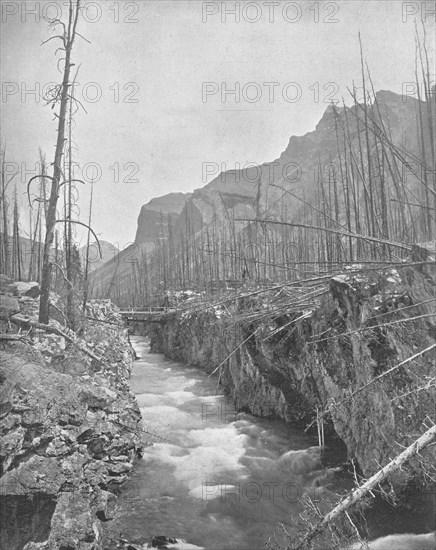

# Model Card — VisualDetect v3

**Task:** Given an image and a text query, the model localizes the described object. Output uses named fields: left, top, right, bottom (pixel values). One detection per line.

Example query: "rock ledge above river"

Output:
left=0, top=289, right=144, bottom=550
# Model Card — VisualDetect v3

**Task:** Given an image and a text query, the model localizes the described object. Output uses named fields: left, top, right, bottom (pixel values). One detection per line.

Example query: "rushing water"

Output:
left=105, top=337, right=433, bottom=550
left=106, top=336, right=354, bottom=549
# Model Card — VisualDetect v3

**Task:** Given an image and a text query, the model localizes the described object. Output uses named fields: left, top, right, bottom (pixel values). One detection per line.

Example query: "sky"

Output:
left=1, top=0, right=434, bottom=246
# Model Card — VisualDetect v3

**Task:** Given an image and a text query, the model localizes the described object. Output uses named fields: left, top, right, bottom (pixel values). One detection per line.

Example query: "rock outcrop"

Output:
left=134, top=193, right=192, bottom=245
left=0, top=284, right=144, bottom=550
left=149, top=262, right=435, bottom=486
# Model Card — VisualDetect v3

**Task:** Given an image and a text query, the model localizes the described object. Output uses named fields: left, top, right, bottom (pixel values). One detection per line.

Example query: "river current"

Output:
left=105, top=336, right=433, bottom=550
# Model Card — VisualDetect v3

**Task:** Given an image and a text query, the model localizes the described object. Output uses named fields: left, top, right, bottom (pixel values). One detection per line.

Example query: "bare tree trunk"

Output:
left=290, top=424, right=436, bottom=550
left=0, top=148, right=14, bottom=277
left=39, top=0, right=81, bottom=324
left=82, top=180, right=94, bottom=312
left=12, top=189, right=22, bottom=280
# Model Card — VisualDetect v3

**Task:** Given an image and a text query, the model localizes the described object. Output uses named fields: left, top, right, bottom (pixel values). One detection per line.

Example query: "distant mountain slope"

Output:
left=89, top=194, right=192, bottom=301
left=89, top=90, right=427, bottom=304
left=135, top=192, right=191, bottom=245
left=87, top=241, right=152, bottom=302
left=177, top=90, right=422, bottom=236
left=80, top=240, right=119, bottom=272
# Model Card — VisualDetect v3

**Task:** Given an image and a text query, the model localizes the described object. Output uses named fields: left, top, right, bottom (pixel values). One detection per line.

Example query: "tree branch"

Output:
left=5, top=313, right=104, bottom=365
left=54, top=219, right=102, bottom=258
left=27, top=174, right=55, bottom=207
left=289, top=423, right=436, bottom=549
left=236, top=218, right=413, bottom=252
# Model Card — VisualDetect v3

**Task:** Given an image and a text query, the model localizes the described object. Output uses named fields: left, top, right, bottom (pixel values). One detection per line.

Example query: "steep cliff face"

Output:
left=134, top=193, right=191, bottom=245
left=88, top=194, right=192, bottom=303
left=139, top=90, right=425, bottom=242
left=149, top=262, right=435, bottom=484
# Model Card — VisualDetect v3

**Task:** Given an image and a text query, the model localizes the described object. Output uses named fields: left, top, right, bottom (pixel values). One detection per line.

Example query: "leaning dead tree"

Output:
left=27, top=0, right=100, bottom=324
left=35, top=0, right=82, bottom=324
left=288, top=423, right=436, bottom=550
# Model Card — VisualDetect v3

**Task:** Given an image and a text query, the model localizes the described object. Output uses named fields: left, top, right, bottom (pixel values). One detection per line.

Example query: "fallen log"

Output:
left=0, top=334, right=30, bottom=342
left=236, top=218, right=413, bottom=252
left=4, top=314, right=104, bottom=365
left=289, top=423, right=436, bottom=549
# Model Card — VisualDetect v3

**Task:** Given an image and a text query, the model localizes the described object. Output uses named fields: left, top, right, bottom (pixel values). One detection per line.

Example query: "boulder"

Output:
left=0, top=428, right=25, bottom=473
left=47, top=492, right=101, bottom=550
left=87, top=436, right=106, bottom=456
left=10, top=282, right=40, bottom=298
left=78, top=385, right=117, bottom=409
left=106, top=460, right=132, bottom=475
left=150, top=536, right=182, bottom=548
left=0, top=456, right=68, bottom=495
left=95, top=489, right=117, bottom=522
left=45, top=439, right=70, bottom=457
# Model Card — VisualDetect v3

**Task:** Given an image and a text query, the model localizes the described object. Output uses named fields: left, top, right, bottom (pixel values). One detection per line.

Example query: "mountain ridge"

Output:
left=89, top=90, right=425, bottom=302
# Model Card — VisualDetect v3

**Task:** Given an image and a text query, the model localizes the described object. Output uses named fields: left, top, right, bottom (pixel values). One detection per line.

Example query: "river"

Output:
left=104, top=336, right=357, bottom=549
left=104, top=336, right=433, bottom=550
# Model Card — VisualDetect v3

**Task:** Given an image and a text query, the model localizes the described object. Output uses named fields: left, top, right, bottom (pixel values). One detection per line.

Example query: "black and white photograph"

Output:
left=0, top=1, right=435, bottom=549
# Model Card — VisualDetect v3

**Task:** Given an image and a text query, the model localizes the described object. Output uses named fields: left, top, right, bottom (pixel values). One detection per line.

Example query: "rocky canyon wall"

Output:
left=0, top=284, right=144, bottom=550
left=149, top=261, right=435, bottom=485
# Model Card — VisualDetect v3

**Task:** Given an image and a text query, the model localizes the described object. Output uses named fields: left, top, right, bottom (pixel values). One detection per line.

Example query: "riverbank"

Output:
left=102, top=336, right=354, bottom=550
left=148, top=261, right=435, bottom=515
left=1, top=256, right=434, bottom=549
left=0, top=277, right=144, bottom=550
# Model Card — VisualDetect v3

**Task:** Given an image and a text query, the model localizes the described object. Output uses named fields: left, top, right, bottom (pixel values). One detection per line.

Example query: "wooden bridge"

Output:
left=119, top=306, right=177, bottom=323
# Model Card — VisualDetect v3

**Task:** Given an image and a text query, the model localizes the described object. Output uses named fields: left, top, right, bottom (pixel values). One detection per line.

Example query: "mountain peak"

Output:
left=142, top=192, right=192, bottom=215
left=134, top=192, right=192, bottom=244
left=315, top=103, right=344, bottom=132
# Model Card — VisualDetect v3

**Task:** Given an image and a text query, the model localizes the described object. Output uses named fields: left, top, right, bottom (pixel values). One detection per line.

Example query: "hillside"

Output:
left=80, top=240, right=119, bottom=272
left=89, top=90, right=429, bottom=305
left=88, top=194, right=192, bottom=303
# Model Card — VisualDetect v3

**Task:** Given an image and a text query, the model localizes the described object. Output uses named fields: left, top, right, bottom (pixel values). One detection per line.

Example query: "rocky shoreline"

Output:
left=0, top=278, right=144, bottom=550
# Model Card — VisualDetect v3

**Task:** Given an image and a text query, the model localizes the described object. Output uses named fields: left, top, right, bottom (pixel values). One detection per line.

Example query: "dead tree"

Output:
left=38, top=0, right=81, bottom=322
left=82, top=180, right=94, bottom=312
left=11, top=187, right=22, bottom=280
left=0, top=147, right=17, bottom=277
left=289, top=423, right=436, bottom=550
left=28, top=0, right=90, bottom=324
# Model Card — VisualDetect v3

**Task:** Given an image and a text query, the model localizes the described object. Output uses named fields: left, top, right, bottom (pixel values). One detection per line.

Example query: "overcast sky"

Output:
left=1, top=0, right=434, bottom=246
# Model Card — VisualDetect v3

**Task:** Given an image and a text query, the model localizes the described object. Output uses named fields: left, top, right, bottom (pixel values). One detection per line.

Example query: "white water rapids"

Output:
left=105, top=336, right=433, bottom=550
